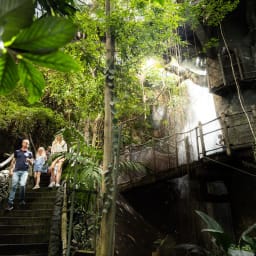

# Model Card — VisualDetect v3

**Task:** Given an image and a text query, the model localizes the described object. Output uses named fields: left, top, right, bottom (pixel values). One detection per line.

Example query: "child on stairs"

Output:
left=32, top=147, right=47, bottom=190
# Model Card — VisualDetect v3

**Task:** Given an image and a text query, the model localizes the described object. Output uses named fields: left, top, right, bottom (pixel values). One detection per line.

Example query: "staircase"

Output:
left=0, top=174, right=57, bottom=256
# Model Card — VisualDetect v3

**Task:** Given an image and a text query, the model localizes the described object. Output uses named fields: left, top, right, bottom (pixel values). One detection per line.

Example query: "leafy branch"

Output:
left=0, top=0, right=80, bottom=103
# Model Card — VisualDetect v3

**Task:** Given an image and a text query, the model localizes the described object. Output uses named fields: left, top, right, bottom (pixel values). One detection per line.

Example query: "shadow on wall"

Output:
left=115, top=194, right=159, bottom=256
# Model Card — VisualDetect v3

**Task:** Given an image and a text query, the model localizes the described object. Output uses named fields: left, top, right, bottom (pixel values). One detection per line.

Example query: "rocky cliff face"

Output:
left=202, top=0, right=256, bottom=115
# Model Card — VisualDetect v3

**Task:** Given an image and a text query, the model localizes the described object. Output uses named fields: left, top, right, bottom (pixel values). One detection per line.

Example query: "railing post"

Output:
left=184, top=136, right=191, bottom=173
left=195, top=127, right=200, bottom=161
left=61, top=183, right=67, bottom=256
left=234, top=48, right=244, bottom=80
left=220, top=113, right=231, bottom=156
left=152, top=138, right=157, bottom=173
left=175, top=133, right=179, bottom=168
left=167, top=139, right=171, bottom=169
left=198, top=121, right=206, bottom=157
left=252, top=105, right=256, bottom=161
left=251, top=105, right=256, bottom=119
left=218, top=53, right=226, bottom=86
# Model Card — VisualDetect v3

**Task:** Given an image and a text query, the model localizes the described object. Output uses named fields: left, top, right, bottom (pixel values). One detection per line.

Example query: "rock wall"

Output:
left=204, top=0, right=256, bottom=113
left=115, top=194, right=159, bottom=256
left=213, top=88, right=256, bottom=115
left=123, top=168, right=256, bottom=254
left=123, top=176, right=212, bottom=252
left=227, top=168, right=256, bottom=238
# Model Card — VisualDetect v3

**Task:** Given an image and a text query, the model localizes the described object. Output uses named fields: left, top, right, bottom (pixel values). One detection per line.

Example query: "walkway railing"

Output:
left=120, top=109, right=256, bottom=186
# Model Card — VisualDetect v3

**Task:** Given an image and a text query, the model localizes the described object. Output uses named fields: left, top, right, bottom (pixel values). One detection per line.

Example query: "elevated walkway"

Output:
left=119, top=110, right=256, bottom=190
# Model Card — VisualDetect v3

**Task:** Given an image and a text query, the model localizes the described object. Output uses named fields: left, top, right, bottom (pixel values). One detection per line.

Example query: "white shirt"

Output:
left=51, top=141, right=67, bottom=154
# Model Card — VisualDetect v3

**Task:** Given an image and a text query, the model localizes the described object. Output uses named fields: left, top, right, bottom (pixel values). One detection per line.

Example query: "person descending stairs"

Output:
left=0, top=173, right=58, bottom=256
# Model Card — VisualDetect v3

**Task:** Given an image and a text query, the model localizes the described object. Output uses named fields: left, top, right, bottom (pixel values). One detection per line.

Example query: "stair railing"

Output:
left=121, top=109, right=256, bottom=178
left=0, top=154, right=14, bottom=205
left=61, top=182, right=68, bottom=256
left=0, top=153, right=14, bottom=169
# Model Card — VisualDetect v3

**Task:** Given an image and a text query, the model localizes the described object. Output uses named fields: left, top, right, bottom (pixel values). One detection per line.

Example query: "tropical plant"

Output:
left=0, top=91, right=66, bottom=148
left=36, top=0, right=77, bottom=16
left=239, top=223, right=256, bottom=253
left=47, top=127, right=102, bottom=255
left=185, top=0, right=240, bottom=27
left=195, top=210, right=255, bottom=256
left=56, top=127, right=102, bottom=190
left=0, top=0, right=79, bottom=102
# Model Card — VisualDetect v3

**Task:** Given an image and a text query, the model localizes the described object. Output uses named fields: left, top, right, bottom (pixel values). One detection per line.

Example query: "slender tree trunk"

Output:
left=84, top=118, right=90, bottom=145
left=92, top=113, right=102, bottom=148
left=97, top=0, right=116, bottom=255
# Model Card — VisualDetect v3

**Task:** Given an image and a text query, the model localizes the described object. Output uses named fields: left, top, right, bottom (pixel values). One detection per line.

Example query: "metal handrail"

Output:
left=123, top=109, right=255, bottom=174
left=62, top=183, right=68, bottom=256
left=0, top=154, right=14, bottom=169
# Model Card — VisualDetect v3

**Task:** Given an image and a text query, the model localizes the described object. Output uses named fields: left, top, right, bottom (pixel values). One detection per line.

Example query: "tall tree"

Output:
left=97, top=0, right=116, bottom=254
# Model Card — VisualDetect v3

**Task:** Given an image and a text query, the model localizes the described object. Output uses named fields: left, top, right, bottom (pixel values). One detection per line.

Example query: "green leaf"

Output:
left=23, top=51, right=80, bottom=72
left=153, top=0, right=165, bottom=5
left=12, top=16, right=77, bottom=53
left=195, top=210, right=224, bottom=233
left=196, top=210, right=232, bottom=252
left=18, top=59, right=45, bottom=103
left=202, top=228, right=224, bottom=233
left=0, top=53, right=19, bottom=93
left=0, top=0, right=34, bottom=41
left=37, top=0, right=77, bottom=16
left=240, top=223, right=256, bottom=251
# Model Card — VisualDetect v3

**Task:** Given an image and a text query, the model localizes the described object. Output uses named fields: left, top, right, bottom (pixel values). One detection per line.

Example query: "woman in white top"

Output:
left=48, top=134, right=67, bottom=188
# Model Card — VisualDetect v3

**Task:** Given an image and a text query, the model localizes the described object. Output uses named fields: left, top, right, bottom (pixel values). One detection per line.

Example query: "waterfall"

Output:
left=177, top=58, right=223, bottom=164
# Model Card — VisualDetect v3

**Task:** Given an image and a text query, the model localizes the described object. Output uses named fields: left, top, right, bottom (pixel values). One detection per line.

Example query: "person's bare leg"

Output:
left=36, top=172, right=41, bottom=186
left=56, top=168, right=62, bottom=185
left=55, top=159, right=64, bottom=186
left=33, top=172, right=40, bottom=189
left=34, top=172, right=37, bottom=186
left=48, top=158, right=59, bottom=186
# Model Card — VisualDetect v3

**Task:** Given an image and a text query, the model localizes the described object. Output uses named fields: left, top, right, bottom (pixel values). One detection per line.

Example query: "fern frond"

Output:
left=118, top=160, right=147, bottom=176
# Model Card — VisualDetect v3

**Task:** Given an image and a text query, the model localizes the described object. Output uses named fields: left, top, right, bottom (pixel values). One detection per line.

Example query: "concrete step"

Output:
left=0, top=216, right=51, bottom=225
left=0, top=254, right=46, bottom=256
left=0, top=224, right=50, bottom=234
left=0, top=178, right=60, bottom=256
left=7, top=201, right=56, bottom=210
left=0, top=255, right=46, bottom=256
left=0, top=202, right=55, bottom=212
left=0, top=243, right=48, bottom=255
left=0, top=209, right=53, bottom=217
left=0, top=234, right=49, bottom=243
left=25, top=189, right=57, bottom=197
left=27, top=176, right=50, bottom=188
left=14, top=197, right=56, bottom=203
left=26, top=201, right=55, bottom=208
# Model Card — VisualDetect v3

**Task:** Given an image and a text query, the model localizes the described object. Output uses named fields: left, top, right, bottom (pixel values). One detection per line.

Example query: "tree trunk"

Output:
left=92, top=113, right=103, bottom=148
left=84, top=118, right=90, bottom=145
left=96, top=0, right=116, bottom=255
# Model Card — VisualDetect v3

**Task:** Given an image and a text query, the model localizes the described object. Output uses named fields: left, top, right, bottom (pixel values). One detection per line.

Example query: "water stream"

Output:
left=177, top=59, right=223, bottom=164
